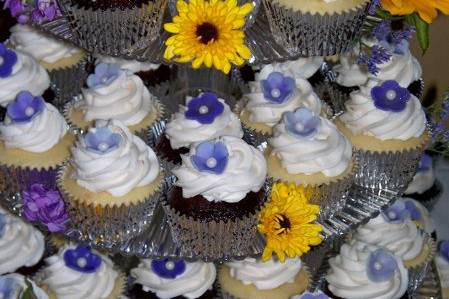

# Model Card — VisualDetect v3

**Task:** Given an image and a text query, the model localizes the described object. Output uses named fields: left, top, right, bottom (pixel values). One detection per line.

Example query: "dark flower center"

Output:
left=276, top=214, right=291, bottom=234
left=196, top=22, right=219, bottom=44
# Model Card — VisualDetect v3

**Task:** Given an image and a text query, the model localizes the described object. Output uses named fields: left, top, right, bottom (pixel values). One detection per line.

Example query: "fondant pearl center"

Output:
left=271, top=88, right=281, bottom=98
left=0, top=57, right=4, bottom=65
left=77, top=257, right=87, bottom=268
left=98, top=142, right=110, bottom=152
left=295, top=122, right=305, bottom=132
left=199, top=105, right=209, bottom=114
left=101, top=76, right=109, bottom=83
left=386, top=90, right=397, bottom=101
left=25, top=107, right=35, bottom=117
left=206, top=157, right=217, bottom=168
left=374, top=262, right=383, bottom=271
left=387, top=211, right=396, bottom=219
left=165, top=261, right=175, bottom=270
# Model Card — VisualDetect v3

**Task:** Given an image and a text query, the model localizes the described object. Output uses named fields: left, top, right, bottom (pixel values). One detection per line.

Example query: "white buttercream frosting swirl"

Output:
left=71, top=120, right=160, bottom=197
left=95, top=55, right=160, bottom=73
left=131, top=259, right=216, bottom=299
left=353, top=213, right=425, bottom=261
left=269, top=116, right=352, bottom=176
left=0, top=274, right=49, bottom=299
left=41, top=245, right=118, bottom=299
left=0, top=49, right=50, bottom=107
left=0, top=210, right=45, bottom=274
left=165, top=96, right=243, bottom=149
left=0, top=102, right=68, bottom=153
left=226, top=257, right=302, bottom=290
left=264, top=57, right=324, bottom=80
left=326, top=240, right=408, bottom=299
left=340, top=83, right=426, bottom=140
left=435, top=255, right=449, bottom=289
left=404, top=165, right=435, bottom=195
left=173, top=136, right=267, bottom=203
left=399, top=197, right=435, bottom=234
left=10, top=24, right=82, bottom=64
left=81, top=71, right=155, bottom=126
left=244, top=64, right=322, bottom=127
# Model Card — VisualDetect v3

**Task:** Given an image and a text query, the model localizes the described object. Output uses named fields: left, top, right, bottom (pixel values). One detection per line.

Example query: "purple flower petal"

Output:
left=261, top=72, right=295, bottom=104
left=367, top=248, right=398, bottom=282
left=371, top=80, right=410, bottom=113
left=440, top=241, right=449, bottom=263
left=0, top=43, right=18, bottom=78
left=64, top=246, right=102, bottom=273
left=283, top=107, right=321, bottom=139
left=382, top=201, right=410, bottom=223
left=185, top=92, right=224, bottom=124
left=151, top=259, right=186, bottom=279
left=191, top=141, right=229, bottom=175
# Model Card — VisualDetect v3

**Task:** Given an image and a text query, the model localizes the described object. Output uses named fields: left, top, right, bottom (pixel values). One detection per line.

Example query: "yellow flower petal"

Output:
left=164, top=23, right=180, bottom=33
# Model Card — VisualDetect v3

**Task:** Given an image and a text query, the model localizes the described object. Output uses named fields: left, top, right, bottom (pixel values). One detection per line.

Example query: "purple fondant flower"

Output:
left=151, top=259, right=186, bottom=279
left=6, top=91, right=45, bottom=123
left=439, top=241, right=449, bottom=263
left=0, top=43, right=17, bottom=78
left=367, top=248, right=398, bottom=282
left=64, top=246, right=102, bottom=273
left=417, top=154, right=432, bottom=172
left=22, top=184, right=69, bottom=232
left=283, top=107, right=321, bottom=139
left=191, top=141, right=228, bottom=175
left=404, top=200, right=422, bottom=221
left=382, top=201, right=410, bottom=223
left=296, top=291, right=330, bottom=299
left=261, top=72, right=295, bottom=104
left=371, top=80, right=410, bottom=112
left=31, top=0, right=61, bottom=23
left=0, top=212, right=6, bottom=237
left=3, top=0, right=28, bottom=22
left=84, top=127, right=122, bottom=154
left=86, top=63, right=121, bottom=89
left=185, top=92, right=224, bottom=124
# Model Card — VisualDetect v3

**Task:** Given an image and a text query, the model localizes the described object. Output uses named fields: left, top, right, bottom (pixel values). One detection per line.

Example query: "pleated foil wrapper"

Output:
left=262, top=0, right=370, bottom=56
left=313, top=81, right=349, bottom=118
left=58, top=0, right=167, bottom=56
left=407, top=236, right=437, bottom=294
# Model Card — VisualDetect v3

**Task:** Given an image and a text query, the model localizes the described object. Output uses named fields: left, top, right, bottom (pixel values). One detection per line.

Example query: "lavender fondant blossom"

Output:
left=84, top=127, right=122, bottom=154
left=0, top=43, right=17, bottom=78
left=382, top=201, right=410, bottom=224
left=283, top=107, right=321, bottom=139
left=191, top=141, right=229, bottom=175
left=63, top=246, right=102, bottom=273
left=261, top=72, right=295, bottom=104
left=371, top=80, right=410, bottom=112
left=86, top=63, right=121, bottom=89
left=185, top=92, right=225, bottom=124
left=367, top=248, right=399, bottom=283
left=6, top=91, right=44, bottom=123
left=151, top=259, right=186, bottom=279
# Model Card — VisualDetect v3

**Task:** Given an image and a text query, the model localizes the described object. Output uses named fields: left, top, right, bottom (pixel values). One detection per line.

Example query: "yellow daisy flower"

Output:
left=381, top=0, right=449, bottom=24
left=258, top=183, right=323, bottom=263
left=163, top=0, right=253, bottom=74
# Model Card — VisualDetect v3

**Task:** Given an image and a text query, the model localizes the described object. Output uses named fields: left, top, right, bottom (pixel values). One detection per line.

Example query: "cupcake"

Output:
left=0, top=273, right=49, bottom=299
left=0, top=91, right=73, bottom=200
left=58, top=120, right=164, bottom=243
left=0, top=208, right=45, bottom=275
left=404, top=154, right=442, bottom=209
left=0, top=43, right=50, bottom=107
left=163, top=136, right=267, bottom=259
left=219, top=257, right=310, bottom=299
left=130, top=258, right=216, bottom=299
left=159, top=92, right=243, bottom=164
left=9, top=24, right=87, bottom=105
left=37, top=244, right=125, bottom=299
left=266, top=107, right=354, bottom=220
left=262, top=0, right=371, bottom=56
left=64, top=63, right=163, bottom=142
left=435, top=241, right=449, bottom=299
left=336, top=80, right=428, bottom=191
left=326, top=240, right=409, bottom=299
left=291, top=290, right=331, bottom=299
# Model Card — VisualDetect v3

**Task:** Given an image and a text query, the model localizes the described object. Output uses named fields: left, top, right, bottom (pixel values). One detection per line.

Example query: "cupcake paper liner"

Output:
left=262, top=0, right=370, bottom=56
left=313, top=81, right=348, bottom=118
left=58, top=0, right=167, bottom=56
left=406, top=236, right=437, bottom=294
left=234, top=101, right=271, bottom=151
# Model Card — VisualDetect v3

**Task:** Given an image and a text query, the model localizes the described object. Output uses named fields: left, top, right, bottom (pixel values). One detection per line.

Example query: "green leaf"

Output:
left=20, top=280, right=38, bottom=299
left=407, top=13, right=429, bottom=53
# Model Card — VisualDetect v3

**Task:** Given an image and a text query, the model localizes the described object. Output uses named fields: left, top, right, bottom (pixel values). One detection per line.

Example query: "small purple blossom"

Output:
left=368, top=0, right=380, bottom=15
left=184, top=92, right=224, bottom=125
left=3, top=0, right=28, bottom=22
left=84, top=127, right=122, bottom=154
left=373, top=21, right=415, bottom=47
left=439, top=241, right=449, bottom=263
left=358, top=45, right=391, bottom=75
left=367, top=249, right=399, bottom=282
left=283, top=107, right=321, bottom=139
left=191, top=141, right=229, bottom=175
left=0, top=43, right=17, bottom=78
left=86, top=63, right=121, bottom=89
left=22, top=184, right=69, bottom=232
left=64, top=246, right=102, bottom=273
left=371, top=80, right=410, bottom=112
left=382, top=201, right=410, bottom=223
left=6, top=91, right=45, bottom=123
left=31, top=0, right=61, bottom=23
left=261, top=72, right=295, bottom=104
left=404, top=200, right=422, bottom=221
left=295, top=291, right=331, bottom=299
left=151, top=259, right=186, bottom=279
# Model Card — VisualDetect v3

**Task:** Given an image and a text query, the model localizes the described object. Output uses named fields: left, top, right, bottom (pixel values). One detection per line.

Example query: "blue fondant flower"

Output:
left=404, top=200, right=422, bottom=221
left=63, top=246, right=102, bottom=273
left=283, top=107, right=321, bottom=139
left=439, top=241, right=449, bottom=263
left=297, top=291, right=330, bottom=299
left=0, top=213, right=6, bottom=238
left=191, top=141, right=229, bottom=175
left=371, top=80, right=410, bottom=112
left=86, top=63, right=121, bottom=89
left=0, top=276, right=17, bottom=299
left=417, top=154, right=432, bottom=172
left=382, top=201, right=410, bottom=223
left=84, top=127, right=122, bottom=154
left=185, top=92, right=224, bottom=124
left=261, top=72, right=295, bottom=104
left=367, top=248, right=398, bottom=282
left=0, top=43, right=17, bottom=78
left=151, top=259, right=186, bottom=279
left=6, top=91, right=45, bottom=123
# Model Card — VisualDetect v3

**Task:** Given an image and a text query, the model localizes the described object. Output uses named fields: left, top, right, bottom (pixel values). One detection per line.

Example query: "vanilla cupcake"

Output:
left=163, top=136, right=267, bottom=259
left=435, top=241, right=449, bottom=299
left=64, top=63, right=163, bottom=142
left=131, top=258, right=216, bottom=299
left=336, top=80, right=428, bottom=191
left=0, top=91, right=73, bottom=198
left=0, top=273, right=49, bottom=299
left=37, top=244, right=125, bottom=299
left=0, top=209, right=45, bottom=275
left=9, top=24, right=87, bottom=104
left=263, top=0, right=371, bottom=56
left=58, top=120, right=164, bottom=243
left=266, top=107, right=354, bottom=219
left=0, top=43, right=50, bottom=107
left=326, top=240, right=409, bottom=299
left=219, top=257, right=310, bottom=299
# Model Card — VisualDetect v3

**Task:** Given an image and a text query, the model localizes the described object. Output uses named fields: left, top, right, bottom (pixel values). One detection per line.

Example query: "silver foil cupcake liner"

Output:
left=234, top=101, right=270, bottom=151
left=407, top=236, right=437, bottom=294
left=58, top=0, right=167, bottom=56
left=314, top=81, right=348, bottom=118
left=262, top=0, right=370, bottom=56
left=411, top=261, right=443, bottom=299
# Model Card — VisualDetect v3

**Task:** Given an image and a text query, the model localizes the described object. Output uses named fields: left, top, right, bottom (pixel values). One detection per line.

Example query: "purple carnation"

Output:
left=31, top=0, right=61, bottom=23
